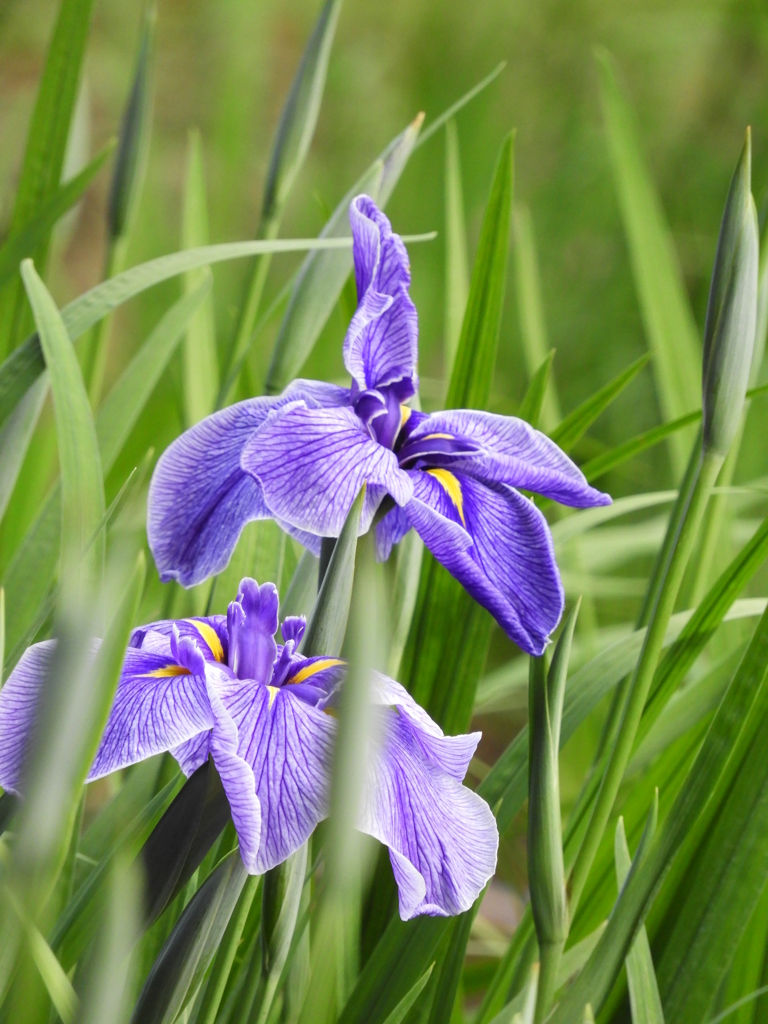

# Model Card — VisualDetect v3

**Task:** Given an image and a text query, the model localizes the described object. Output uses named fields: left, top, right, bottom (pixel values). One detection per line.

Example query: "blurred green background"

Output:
left=3, top=0, right=768, bottom=485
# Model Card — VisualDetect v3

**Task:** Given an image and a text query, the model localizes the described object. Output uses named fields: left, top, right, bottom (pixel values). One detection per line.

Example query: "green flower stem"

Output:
left=567, top=446, right=723, bottom=917
left=196, top=874, right=260, bottom=1024
left=535, top=940, right=564, bottom=1024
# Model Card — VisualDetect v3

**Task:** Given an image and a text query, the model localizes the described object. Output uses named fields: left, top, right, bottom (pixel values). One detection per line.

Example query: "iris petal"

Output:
left=220, top=682, right=335, bottom=873
left=147, top=381, right=349, bottom=587
left=360, top=706, right=497, bottom=919
left=344, top=195, right=418, bottom=394
left=406, top=409, right=610, bottom=507
left=405, top=470, right=563, bottom=656
left=242, top=403, right=412, bottom=538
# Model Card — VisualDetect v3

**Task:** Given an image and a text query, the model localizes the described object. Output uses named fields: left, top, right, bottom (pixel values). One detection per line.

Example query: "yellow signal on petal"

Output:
left=427, top=468, right=466, bottom=526
left=145, top=664, right=191, bottom=678
left=287, top=658, right=345, bottom=685
left=421, top=433, right=454, bottom=440
left=188, top=619, right=225, bottom=662
left=399, top=405, right=412, bottom=430
left=267, top=686, right=279, bottom=707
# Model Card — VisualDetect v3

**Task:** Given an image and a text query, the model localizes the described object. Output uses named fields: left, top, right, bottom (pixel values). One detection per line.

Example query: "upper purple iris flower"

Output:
left=147, top=196, right=610, bottom=656
left=0, top=578, right=497, bottom=920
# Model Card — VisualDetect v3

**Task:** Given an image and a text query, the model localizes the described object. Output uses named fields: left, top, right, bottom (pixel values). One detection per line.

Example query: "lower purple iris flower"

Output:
left=147, top=195, right=611, bottom=656
left=0, top=578, right=497, bottom=920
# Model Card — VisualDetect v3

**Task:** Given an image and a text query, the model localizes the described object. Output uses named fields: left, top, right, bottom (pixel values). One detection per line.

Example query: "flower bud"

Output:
left=702, top=128, right=759, bottom=457
left=528, top=604, right=578, bottom=950
left=107, top=4, right=156, bottom=242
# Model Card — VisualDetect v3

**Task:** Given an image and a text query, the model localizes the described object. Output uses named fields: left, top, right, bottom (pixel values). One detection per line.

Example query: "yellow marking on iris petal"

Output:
left=145, top=664, right=191, bottom=678
left=421, top=433, right=454, bottom=440
left=427, top=468, right=466, bottom=526
left=267, top=686, right=279, bottom=707
left=399, top=405, right=412, bottom=430
left=188, top=619, right=224, bottom=662
left=287, top=658, right=345, bottom=686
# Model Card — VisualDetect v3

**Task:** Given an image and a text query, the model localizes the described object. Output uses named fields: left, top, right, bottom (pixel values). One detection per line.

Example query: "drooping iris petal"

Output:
left=371, top=672, right=480, bottom=782
left=204, top=668, right=262, bottom=872
left=242, top=403, right=412, bottom=537
left=147, top=381, right=349, bottom=587
left=220, top=681, right=335, bottom=873
left=404, top=470, right=563, bottom=656
left=408, top=410, right=610, bottom=507
left=0, top=641, right=58, bottom=793
left=344, top=195, right=418, bottom=394
left=88, top=647, right=214, bottom=781
left=359, top=707, right=497, bottom=919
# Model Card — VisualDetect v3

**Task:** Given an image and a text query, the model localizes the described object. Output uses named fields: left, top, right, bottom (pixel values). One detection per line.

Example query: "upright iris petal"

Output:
left=147, top=194, right=611, bottom=655
left=0, top=578, right=497, bottom=918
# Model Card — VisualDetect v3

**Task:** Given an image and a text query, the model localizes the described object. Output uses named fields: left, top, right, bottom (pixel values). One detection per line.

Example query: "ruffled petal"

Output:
left=371, top=672, right=479, bottom=782
left=0, top=641, right=58, bottom=793
left=405, top=470, right=563, bottom=656
left=147, top=382, right=350, bottom=587
left=407, top=410, right=610, bottom=508
left=221, top=682, right=335, bottom=873
left=88, top=648, right=215, bottom=781
left=344, top=195, right=418, bottom=393
left=241, top=403, right=412, bottom=538
left=359, top=708, right=497, bottom=919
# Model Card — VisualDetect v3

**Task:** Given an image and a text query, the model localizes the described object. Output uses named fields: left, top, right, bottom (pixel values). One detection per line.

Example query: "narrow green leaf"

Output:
left=261, top=0, right=343, bottom=224
left=20, top=259, right=104, bottom=584
left=513, top=205, right=560, bottom=430
left=596, top=47, right=700, bottom=477
left=444, top=119, right=470, bottom=376
left=427, top=912, right=475, bottom=1024
left=181, top=131, right=219, bottom=427
left=414, top=62, right=505, bottom=148
left=265, top=115, right=422, bottom=395
left=228, top=0, right=344, bottom=390
left=52, top=772, right=182, bottom=969
left=300, top=485, right=365, bottom=659
left=518, top=350, right=555, bottom=430
left=6, top=899, right=78, bottom=1024
left=75, top=854, right=141, bottom=1024
left=0, top=0, right=96, bottom=357
left=0, top=234, right=382, bottom=432
left=580, top=410, right=701, bottom=483
left=1, top=276, right=211, bottom=661
left=615, top=817, right=665, bottom=1024
left=130, top=850, right=249, bottom=1024
left=549, top=602, right=768, bottom=1021
left=256, top=845, right=308, bottom=1024
left=447, top=131, right=514, bottom=410
left=0, top=143, right=114, bottom=293
left=107, top=2, right=156, bottom=242
left=140, top=760, right=231, bottom=928
left=97, top=272, right=212, bottom=473
left=381, top=964, right=434, bottom=1024
left=548, top=353, right=649, bottom=453
left=0, top=376, right=47, bottom=525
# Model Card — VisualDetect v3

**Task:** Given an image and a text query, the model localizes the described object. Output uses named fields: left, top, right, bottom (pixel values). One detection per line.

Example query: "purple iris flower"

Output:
left=147, top=195, right=610, bottom=656
left=0, top=578, right=497, bottom=920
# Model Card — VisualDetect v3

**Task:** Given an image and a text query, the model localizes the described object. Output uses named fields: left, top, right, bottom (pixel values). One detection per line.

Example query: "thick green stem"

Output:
left=535, top=941, right=564, bottom=1024
left=568, top=448, right=722, bottom=916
